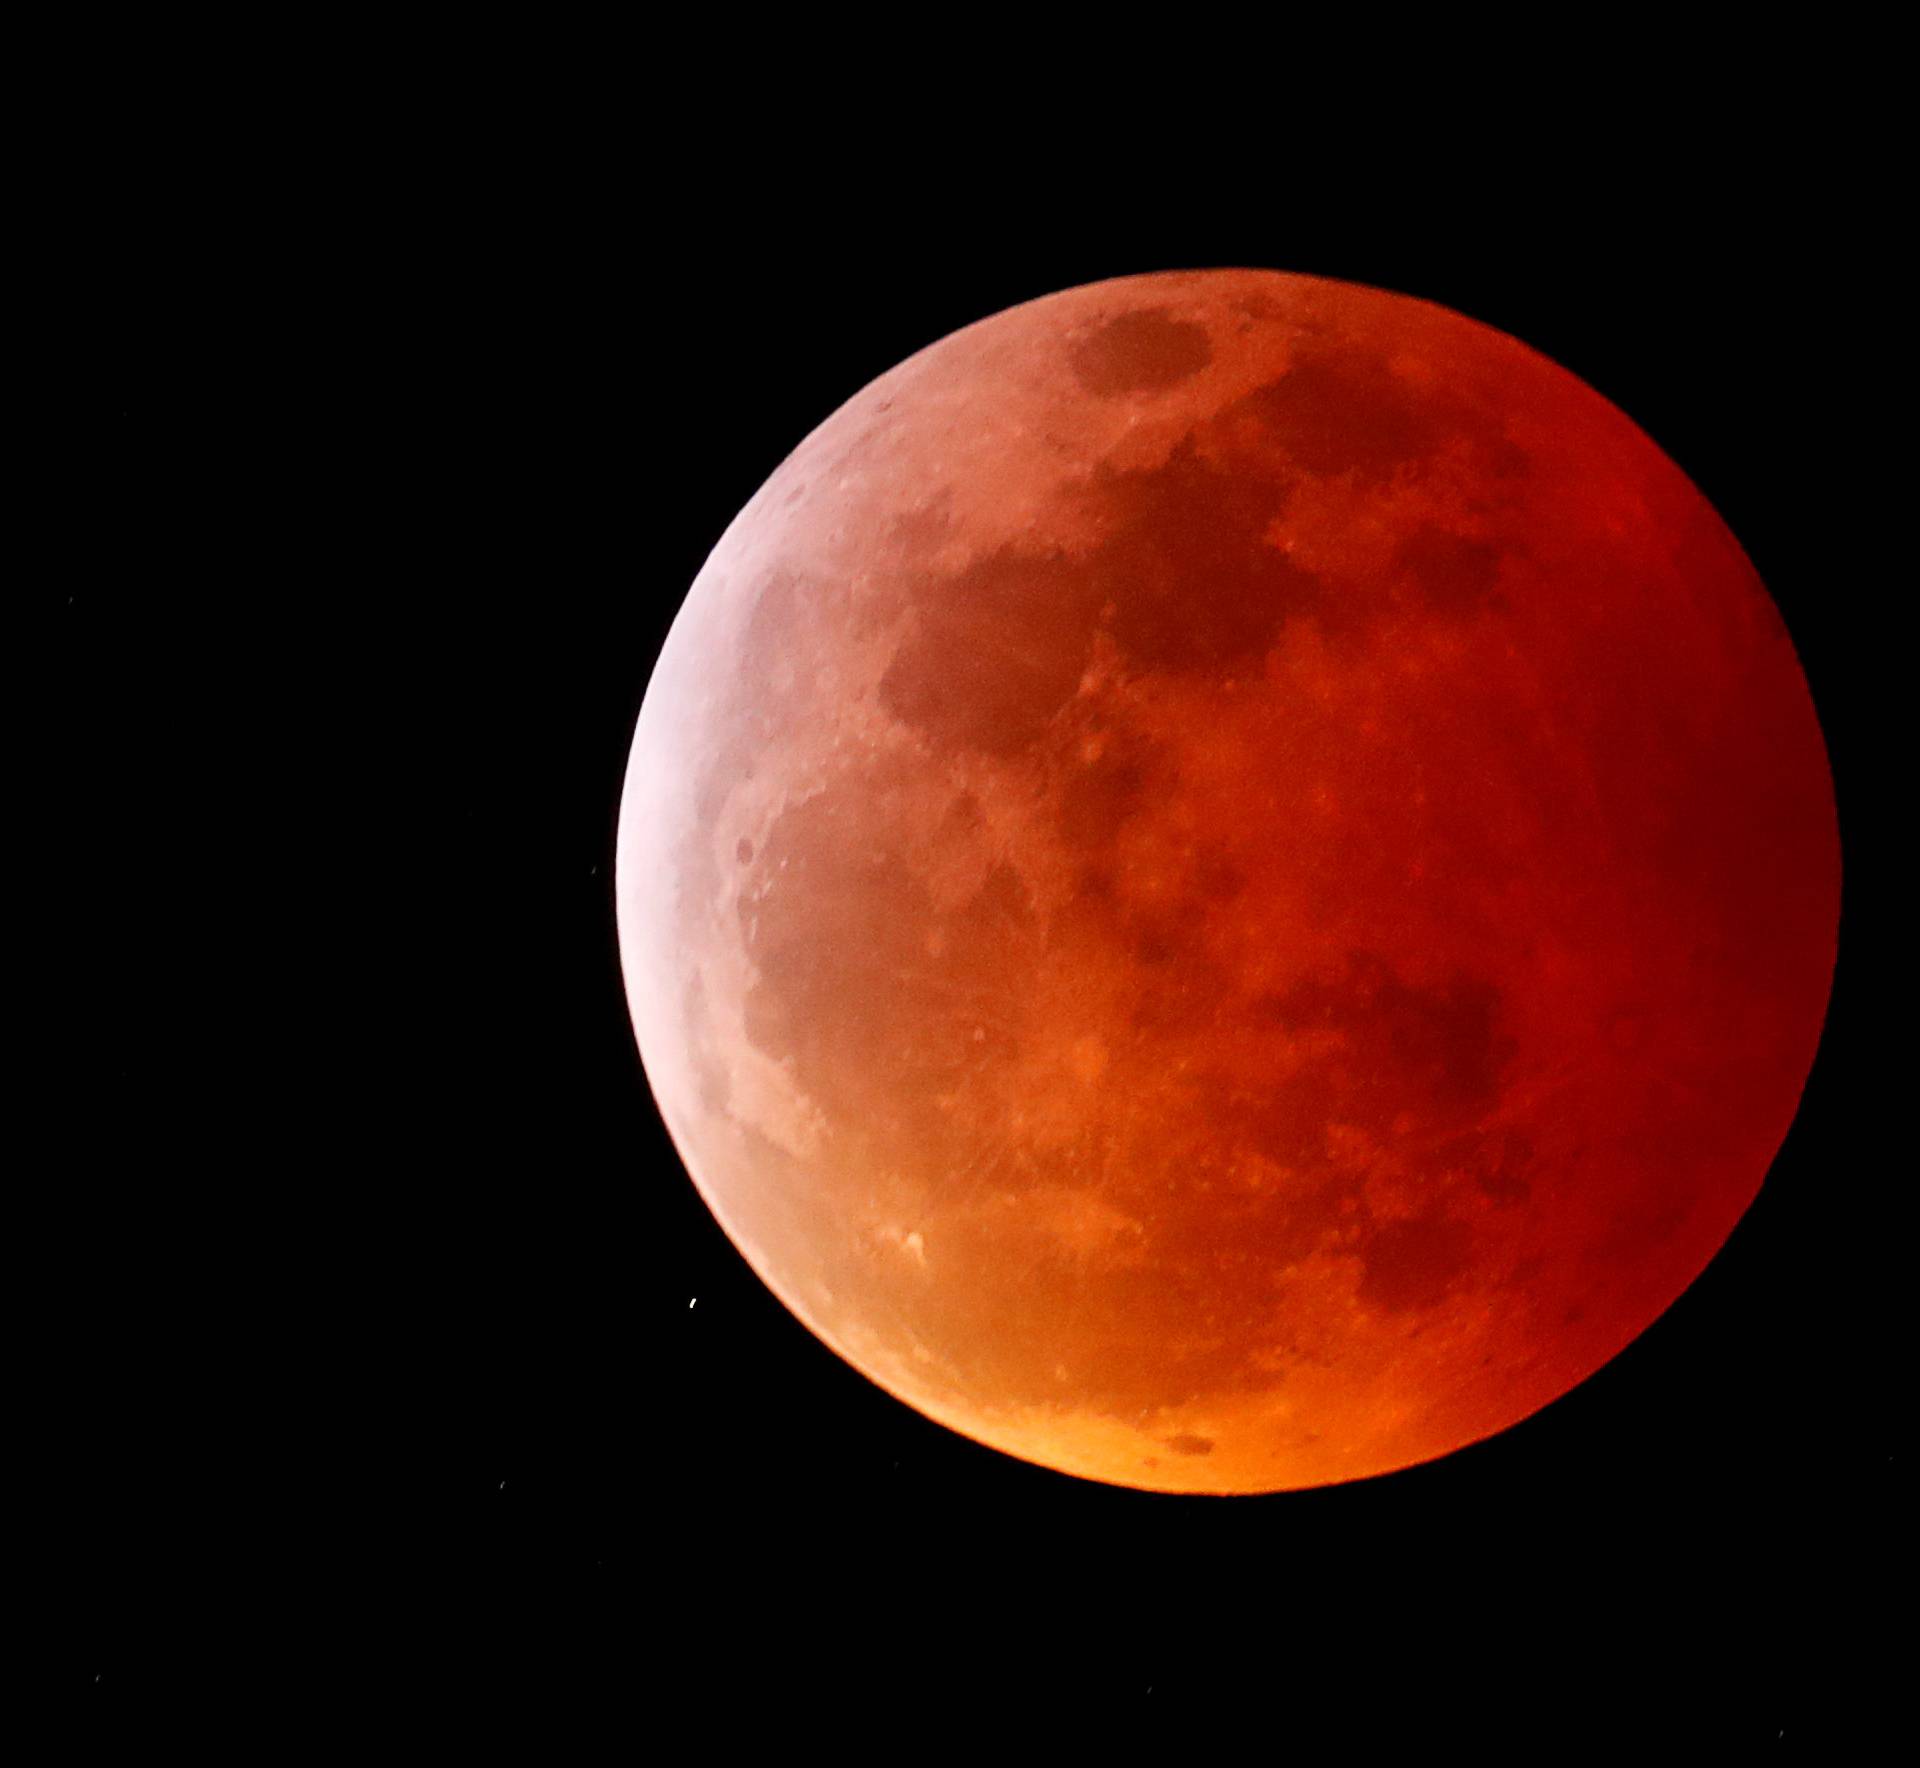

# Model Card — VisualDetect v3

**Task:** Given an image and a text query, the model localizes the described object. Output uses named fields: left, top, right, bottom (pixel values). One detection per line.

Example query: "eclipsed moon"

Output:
left=617, top=269, right=1839, bottom=1494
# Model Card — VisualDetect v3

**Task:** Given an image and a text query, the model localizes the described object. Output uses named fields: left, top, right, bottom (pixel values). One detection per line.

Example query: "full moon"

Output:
left=618, top=269, right=1838, bottom=1493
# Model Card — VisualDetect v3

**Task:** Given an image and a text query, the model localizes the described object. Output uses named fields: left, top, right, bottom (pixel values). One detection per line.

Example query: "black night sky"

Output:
left=59, top=65, right=1896, bottom=1744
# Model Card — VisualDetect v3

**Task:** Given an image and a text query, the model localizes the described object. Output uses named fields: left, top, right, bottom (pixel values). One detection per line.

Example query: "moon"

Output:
left=617, top=269, right=1838, bottom=1493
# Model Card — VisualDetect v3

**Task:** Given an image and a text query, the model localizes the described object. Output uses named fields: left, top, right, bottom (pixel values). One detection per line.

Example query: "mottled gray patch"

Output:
left=961, top=859, right=1035, bottom=931
left=1476, top=1130, right=1535, bottom=1207
left=1395, top=524, right=1504, bottom=615
left=740, top=788, right=938, bottom=1106
left=1111, top=953, right=1520, bottom=1323
left=739, top=777, right=1038, bottom=1130
left=935, top=789, right=984, bottom=840
left=877, top=547, right=1103, bottom=757
left=1257, top=952, right=1514, bottom=1121
left=1233, top=347, right=1446, bottom=482
left=1056, top=732, right=1159, bottom=852
left=1070, top=307, right=1214, bottom=397
left=887, top=494, right=954, bottom=557
left=1086, top=440, right=1331, bottom=673
left=1190, top=846, right=1247, bottom=904
left=1357, top=1215, right=1476, bottom=1314
left=1434, top=1127, right=1535, bottom=1208
left=1486, top=434, right=1531, bottom=479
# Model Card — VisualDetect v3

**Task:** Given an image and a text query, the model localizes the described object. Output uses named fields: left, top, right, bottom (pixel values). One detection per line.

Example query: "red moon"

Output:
left=617, top=270, right=1838, bottom=1493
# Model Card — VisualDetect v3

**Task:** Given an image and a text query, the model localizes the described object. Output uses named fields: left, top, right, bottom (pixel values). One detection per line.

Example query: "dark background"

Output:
left=61, top=75, right=1894, bottom=1741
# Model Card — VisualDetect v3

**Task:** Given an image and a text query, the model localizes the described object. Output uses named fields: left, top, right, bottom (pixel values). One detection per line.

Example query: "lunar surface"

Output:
left=617, top=270, right=1838, bottom=1493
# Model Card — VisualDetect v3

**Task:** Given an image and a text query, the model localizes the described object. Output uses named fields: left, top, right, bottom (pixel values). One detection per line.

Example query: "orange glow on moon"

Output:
left=617, top=270, right=1839, bottom=1494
